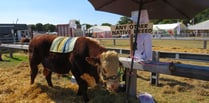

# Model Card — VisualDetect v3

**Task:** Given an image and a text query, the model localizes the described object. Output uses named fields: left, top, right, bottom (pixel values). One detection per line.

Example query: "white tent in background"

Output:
left=187, top=20, right=209, bottom=37
left=153, top=23, right=186, bottom=32
left=153, top=23, right=186, bottom=37
left=88, top=26, right=112, bottom=38
left=188, top=20, right=209, bottom=30
left=88, top=26, right=111, bottom=33
left=154, top=23, right=179, bottom=30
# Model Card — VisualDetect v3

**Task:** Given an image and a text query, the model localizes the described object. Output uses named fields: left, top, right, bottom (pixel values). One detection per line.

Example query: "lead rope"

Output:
left=126, top=0, right=143, bottom=103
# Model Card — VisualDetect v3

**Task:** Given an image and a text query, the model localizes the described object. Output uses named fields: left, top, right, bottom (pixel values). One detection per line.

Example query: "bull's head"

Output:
left=86, top=51, right=120, bottom=92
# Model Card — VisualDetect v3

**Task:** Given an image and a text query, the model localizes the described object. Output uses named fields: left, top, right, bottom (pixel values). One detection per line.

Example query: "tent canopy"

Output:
left=88, top=26, right=111, bottom=33
left=153, top=23, right=186, bottom=31
left=188, top=20, right=209, bottom=30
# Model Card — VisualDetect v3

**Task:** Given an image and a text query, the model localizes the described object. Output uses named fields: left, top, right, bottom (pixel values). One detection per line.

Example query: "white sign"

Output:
left=69, top=20, right=77, bottom=29
left=111, top=23, right=153, bottom=35
left=81, top=24, right=86, bottom=31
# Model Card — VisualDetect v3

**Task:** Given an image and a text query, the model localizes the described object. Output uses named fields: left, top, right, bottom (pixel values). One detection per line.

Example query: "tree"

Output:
left=117, top=16, right=132, bottom=24
left=48, top=24, right=56, bottom=32
left=43, top=24, right=56, bottom=32
left=101, top=23, right=112, bottom=26
left=193, top=8, right=209, bottom=24
left=82, top=23, right=92, bottom=30
left=36, top=23, right=43, bottom=32
left=30, top=24, right=36, bottom=31
left=158, top=19, right=179, bottom=24
left=75, top=20, right=80, bottom=25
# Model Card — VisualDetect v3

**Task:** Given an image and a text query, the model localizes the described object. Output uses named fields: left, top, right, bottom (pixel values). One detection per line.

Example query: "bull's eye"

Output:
left=101, top=68, right=119, bottom=81
left=109, top=75, right=118, bottom=80
left=102, top=73, right=119, bottom=81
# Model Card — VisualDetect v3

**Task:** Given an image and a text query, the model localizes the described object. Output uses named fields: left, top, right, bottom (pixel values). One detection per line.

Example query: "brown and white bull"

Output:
left=28, top=34, right=121, bottom=102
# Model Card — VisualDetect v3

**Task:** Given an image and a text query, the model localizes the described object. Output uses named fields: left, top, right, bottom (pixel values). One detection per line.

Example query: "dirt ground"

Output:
left=0, top=61, right=137, bottom=103
left=0, top=46, right=209, bottom=103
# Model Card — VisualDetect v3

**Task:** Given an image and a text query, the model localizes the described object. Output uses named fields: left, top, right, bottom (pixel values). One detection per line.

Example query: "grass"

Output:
left=99, top=39, right=209, bottom=51
left=136, top=71, right=209, bottom=103
left=99, top=39, right=209, bottom=102
left=0, top=52, right=138, bottom=103
left=152, top=39, right=209, bottom=49
left=0, top=51, right=28, bottom=69
left=0, top=39, right=209, bottom=103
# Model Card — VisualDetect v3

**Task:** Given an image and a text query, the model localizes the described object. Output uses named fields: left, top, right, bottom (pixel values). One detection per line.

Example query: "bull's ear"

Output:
left=85, top=57, right=99, bottom=66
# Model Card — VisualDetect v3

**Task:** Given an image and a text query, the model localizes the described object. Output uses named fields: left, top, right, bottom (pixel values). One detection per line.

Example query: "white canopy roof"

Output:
left=188, top=20, right=209, bottom=30
left=88, top=26, right=111, bottom=33
left=153, top=23, right=185, bottom=30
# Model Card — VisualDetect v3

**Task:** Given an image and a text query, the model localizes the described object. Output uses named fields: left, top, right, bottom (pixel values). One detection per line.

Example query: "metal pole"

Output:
left=126, top=0, right=143, bottom=102
left=150, top=51, right=159, bottom=85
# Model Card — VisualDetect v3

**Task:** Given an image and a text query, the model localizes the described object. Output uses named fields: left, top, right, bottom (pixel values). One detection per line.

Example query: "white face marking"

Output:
left=99, top=51, right=120, bottom=91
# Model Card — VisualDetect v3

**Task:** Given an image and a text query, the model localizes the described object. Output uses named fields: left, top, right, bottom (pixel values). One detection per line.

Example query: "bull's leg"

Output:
left=77, top=78, right=89, bottom=102
left=30, top=64, right=38, bottom=85
left=29, top=49, right=41, bottom=85
left=43, top=68, right=53, bottom=87
left=71, top=69, right=89, bottom=102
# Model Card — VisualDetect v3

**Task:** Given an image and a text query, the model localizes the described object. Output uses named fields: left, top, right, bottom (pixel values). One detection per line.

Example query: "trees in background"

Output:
left=43, top=24, right=56, bottom=32
left=28, top=9, right=209, bottom=32
left=117, top=16, right=132, bottom=24
left=101, top=23, right=112, bottom=26
left=30, top=23, right=56, bottom=32
left=116, top=8, right=209, bottom=26
left=192, top=9, right=209, bottom=24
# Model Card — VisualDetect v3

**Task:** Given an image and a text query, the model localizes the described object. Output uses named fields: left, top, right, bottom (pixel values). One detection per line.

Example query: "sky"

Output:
left=0, top=0, right=122, bottom=25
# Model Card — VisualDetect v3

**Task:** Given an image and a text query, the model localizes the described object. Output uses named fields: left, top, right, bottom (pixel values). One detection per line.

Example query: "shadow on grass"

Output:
left=137, top=74, right=150, bottom=81
left=31, top=83, right=137, bottom=103
left=0, top=59, right=11, bottom=62
left=4, top=55, right=23, bottom=61
left=158, top=78, right=194, bottom=89
left=34, top=83, right=83, bottom=103
left=137, top=74, right=194, bottom=90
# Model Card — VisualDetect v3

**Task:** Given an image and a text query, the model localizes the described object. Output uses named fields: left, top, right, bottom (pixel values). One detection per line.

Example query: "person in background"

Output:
left=132, top=9, right=152, bottom=63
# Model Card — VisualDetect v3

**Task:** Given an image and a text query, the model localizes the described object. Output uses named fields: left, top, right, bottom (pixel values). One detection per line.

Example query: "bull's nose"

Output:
left=116, top=84, right=126, bottom=92
left=108, top=84, right=119, bottom=92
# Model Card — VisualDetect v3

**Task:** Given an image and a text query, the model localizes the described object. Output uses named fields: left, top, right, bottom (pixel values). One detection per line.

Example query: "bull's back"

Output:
left=29, top=34, right=57, bottom=62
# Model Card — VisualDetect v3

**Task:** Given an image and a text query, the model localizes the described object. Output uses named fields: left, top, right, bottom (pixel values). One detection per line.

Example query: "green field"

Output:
left=98, top=39, right=209, bottom=50
left=0, top=52, right=28, bottom=69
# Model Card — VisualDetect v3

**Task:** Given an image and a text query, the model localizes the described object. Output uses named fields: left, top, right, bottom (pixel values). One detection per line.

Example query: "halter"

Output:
left=102, top=71, right=120, bottom=81
left=100, top=64, right=124, bottom=81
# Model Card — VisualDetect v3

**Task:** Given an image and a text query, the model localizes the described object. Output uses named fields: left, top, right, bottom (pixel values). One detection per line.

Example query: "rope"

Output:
left=126, top=0, right=144, bottom=102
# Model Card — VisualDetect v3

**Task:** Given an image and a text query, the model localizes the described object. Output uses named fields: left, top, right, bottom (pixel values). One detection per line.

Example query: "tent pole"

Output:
left=126, top=0, right=144, bottom=102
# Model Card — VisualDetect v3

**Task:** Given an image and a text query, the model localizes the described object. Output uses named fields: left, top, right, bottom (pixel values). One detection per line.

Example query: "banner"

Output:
left=69, top=20, right=77, bottom=29
left=111, top=23, right=153, bottom=36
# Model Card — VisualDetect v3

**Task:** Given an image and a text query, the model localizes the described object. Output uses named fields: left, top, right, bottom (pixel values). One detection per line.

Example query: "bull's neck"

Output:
left=89, top=46, right=107, bottom=57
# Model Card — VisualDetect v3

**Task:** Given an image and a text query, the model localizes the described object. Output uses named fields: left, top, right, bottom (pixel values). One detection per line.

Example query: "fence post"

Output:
left=203, top=40, right=207, bottom=49
left=150, top=51, right=159, bottom=86
left=0, top=53, right=2, bottom=61
left=126, top=68, right=137, bottom=97
left=113, top=39, right=116, bottom=46
left=175, top=53, right=180, bottom=59
left=9, top=49, right=13, bottom=58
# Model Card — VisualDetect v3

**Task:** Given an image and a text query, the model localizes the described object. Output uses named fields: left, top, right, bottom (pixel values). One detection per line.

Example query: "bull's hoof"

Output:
left=48, top=83, right=53, bottom=87
left=77, top=91, right=82, bottom=96
left=49, top=85, right=53, bottom=88
left=30, top=81, right=34, bottom=85
left=83, top=96, right=89, bottom=103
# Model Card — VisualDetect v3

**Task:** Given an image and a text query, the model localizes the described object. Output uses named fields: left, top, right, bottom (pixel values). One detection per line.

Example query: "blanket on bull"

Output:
left=50, top=36, right=78, bottom=53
